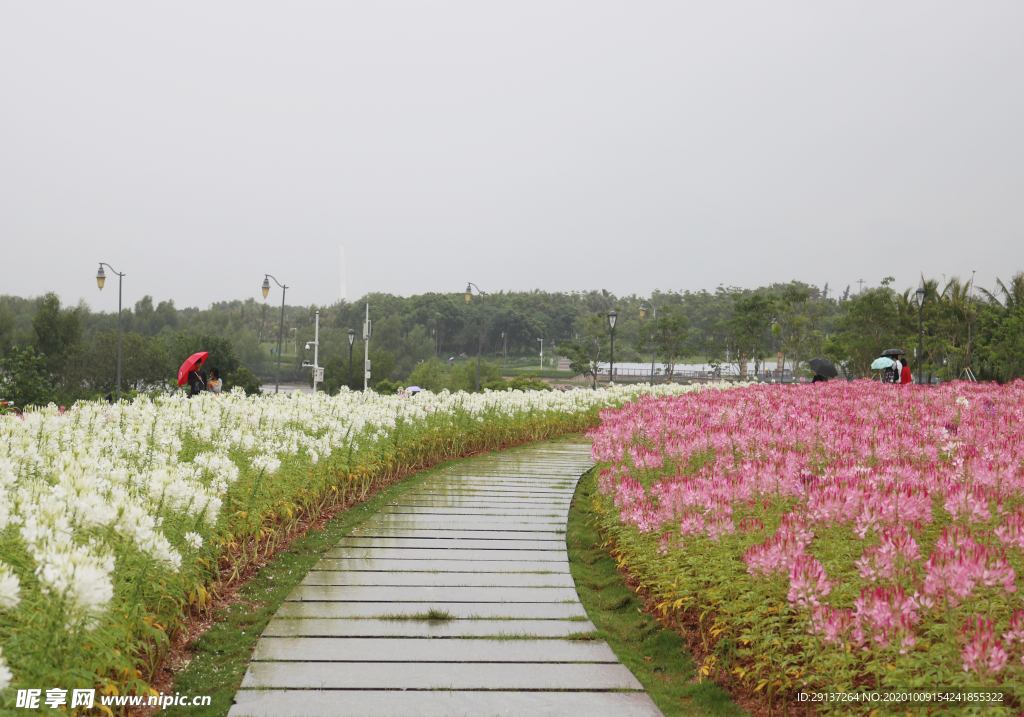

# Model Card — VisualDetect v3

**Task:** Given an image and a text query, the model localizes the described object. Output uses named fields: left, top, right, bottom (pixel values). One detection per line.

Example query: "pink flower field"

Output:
left=589, top=380, right=1024, bottom=715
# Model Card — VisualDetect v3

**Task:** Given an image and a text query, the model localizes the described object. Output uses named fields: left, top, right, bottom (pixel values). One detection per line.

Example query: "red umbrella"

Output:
left=177, top=352, right=209, bottom=387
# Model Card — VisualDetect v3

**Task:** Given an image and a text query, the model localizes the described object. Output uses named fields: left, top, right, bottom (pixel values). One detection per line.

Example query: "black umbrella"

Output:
left=808, top=357, right=838, bottom=378
left=881, top=348, right=906, bottom=357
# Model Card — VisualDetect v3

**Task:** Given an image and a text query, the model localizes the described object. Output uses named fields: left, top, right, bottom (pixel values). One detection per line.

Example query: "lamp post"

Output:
left=537, top=338, right=543, bottom=371
left=96, top=263, right=125, bottom=402
left=608, top=310, right=618, bottom=385
left=639, top=301, right=657, bottom=384
left=465, top=283, right=488, bottom=392
left=290, top=327, right=298, bottom=356
left=348, top=328, right=356, bottom=390
left=431, top=327, right=437, bottom=357
left=501, top=331, right=506, bottom=368
left=262, top=274, right=288, bottom=394
left=916, top=286, right=926, bottom=386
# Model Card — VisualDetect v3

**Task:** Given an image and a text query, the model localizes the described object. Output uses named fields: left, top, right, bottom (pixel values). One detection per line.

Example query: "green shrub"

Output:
left=0, top=346, right=52, bottom=408
left=508, top=373, right=552, bottom=391
left=374, top=378, right=401, bottom=395
left=226, top=367, right=262, bottom=395
left=407, top=358, right=450, bottom=392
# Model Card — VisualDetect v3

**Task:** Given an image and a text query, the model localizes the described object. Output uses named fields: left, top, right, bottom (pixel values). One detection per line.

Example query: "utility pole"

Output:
left=303, top=311, right=322, bottom=392
left=857, top=279, right=865, bottom=294
left=363, top=303, right=371, bottom=391
left=262, top=275, right=288, bottom=394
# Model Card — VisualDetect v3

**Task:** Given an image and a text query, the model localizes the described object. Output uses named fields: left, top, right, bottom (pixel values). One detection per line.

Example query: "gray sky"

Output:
left=2, top=2, right=1022, bottom=311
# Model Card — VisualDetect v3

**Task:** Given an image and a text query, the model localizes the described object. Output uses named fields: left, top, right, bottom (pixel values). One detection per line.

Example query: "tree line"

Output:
left=2, top=272, right=1022, bottom=406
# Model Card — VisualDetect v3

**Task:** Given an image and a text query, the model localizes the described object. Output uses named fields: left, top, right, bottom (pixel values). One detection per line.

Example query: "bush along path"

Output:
left=226, top=438, right=664, bottom=717
left=567, top=467, right=743, bottom=717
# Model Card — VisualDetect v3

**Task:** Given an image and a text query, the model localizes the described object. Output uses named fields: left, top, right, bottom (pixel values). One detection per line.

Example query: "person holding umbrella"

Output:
left=808, top=357, right=838, bottom=383
left=880, top=349, right=906, bottom=385
left=177, top=352, right=209, bottom=397
left=189, top=367, right=206, bottom=396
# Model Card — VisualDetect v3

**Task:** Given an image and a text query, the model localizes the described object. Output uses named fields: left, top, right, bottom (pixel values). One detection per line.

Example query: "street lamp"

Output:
left=96, top=263, right=125, bottom=402
left=501, top=331, right=506, bottom=368
left=262, top=274, right=288, bottom=394
left=916, top=286, right=926, bottom=386
left=537, top=338, right=543, bottom=371
left=639, top=301, right=657, bottom=384
left=608, top=310, right=618, bottom=385
left=465, top=282, right=488, bottom=391
left=348, top=328, right=356, bottom=390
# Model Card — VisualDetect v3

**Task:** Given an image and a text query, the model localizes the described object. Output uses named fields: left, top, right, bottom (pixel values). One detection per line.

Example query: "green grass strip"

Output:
left=567, top=468, right=745, bottom=717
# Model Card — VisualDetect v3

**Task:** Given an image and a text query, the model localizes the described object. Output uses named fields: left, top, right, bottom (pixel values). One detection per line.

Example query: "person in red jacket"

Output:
left=900, top=362, right=913, bottom=385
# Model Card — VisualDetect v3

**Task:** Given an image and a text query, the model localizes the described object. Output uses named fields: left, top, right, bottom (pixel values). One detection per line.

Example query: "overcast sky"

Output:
left=2, top=2, right=1022, bottom=312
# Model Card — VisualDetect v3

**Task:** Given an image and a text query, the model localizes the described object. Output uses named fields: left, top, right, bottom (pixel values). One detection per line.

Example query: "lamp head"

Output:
left=96, top=265, right=105, bottom=290
left=608, top=310, right=618, bottom=330
left=348, top=328, right=356, bottom=346
left=916, top=287, right=926, bottom=302
left=465, top=284, right=472, bottom=303
left=639, top=306, right=646, bottom=319
left=262, top=277, right=270, bottom=299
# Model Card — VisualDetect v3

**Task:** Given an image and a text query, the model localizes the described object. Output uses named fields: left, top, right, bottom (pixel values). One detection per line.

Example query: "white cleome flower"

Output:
left=0, top=648, right=12, bottom=691
left=0, top=562, right=21, bottom=610
left=184, top=532, right=204, bottom=551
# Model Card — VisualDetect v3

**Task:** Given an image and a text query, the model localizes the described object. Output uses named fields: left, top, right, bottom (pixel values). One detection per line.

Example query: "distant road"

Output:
left=262, top=382, right=314, bottom=395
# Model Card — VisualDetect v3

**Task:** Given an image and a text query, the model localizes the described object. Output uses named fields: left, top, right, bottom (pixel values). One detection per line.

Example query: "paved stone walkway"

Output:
left=229, top=441, right=663, bottom=717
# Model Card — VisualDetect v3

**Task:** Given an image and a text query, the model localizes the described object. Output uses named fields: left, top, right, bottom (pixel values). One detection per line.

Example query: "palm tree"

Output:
left=979, top=272, right=1024, bottom=314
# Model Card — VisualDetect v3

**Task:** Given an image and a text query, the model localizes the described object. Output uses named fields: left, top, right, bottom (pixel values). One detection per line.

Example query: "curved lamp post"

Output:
left=347, top=328, right=356, bottom=390
left=607, top=310, right=618, bottom=385
left=96, top=263, right=125, bottom=401
left=916, top=286, right=926, bottom=386
left=639, top=301, right=657, bottom=384
left=262, top=274, right=288, bottom=394
left=465, top=282, right=488, bottom=392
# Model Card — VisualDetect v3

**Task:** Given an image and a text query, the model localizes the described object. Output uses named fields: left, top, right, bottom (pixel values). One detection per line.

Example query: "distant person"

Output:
left=188, top=367, right=206, bottom=396
left=901, top=362, right=912, bottom=385
left=812, top=373, right=826, bottom=383
left=208, top=367, right=222, bottom=394
left=892, top=357, right=903, bottom=384
left=449, top=356, right=455, bottom=367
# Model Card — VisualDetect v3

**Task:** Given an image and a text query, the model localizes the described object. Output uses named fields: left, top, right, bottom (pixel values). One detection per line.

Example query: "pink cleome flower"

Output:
left=962, top=617, right=1008, bottom=676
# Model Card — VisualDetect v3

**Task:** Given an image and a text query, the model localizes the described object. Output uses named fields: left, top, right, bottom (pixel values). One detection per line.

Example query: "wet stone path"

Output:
left=229, top=441, right=663, bottom=717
